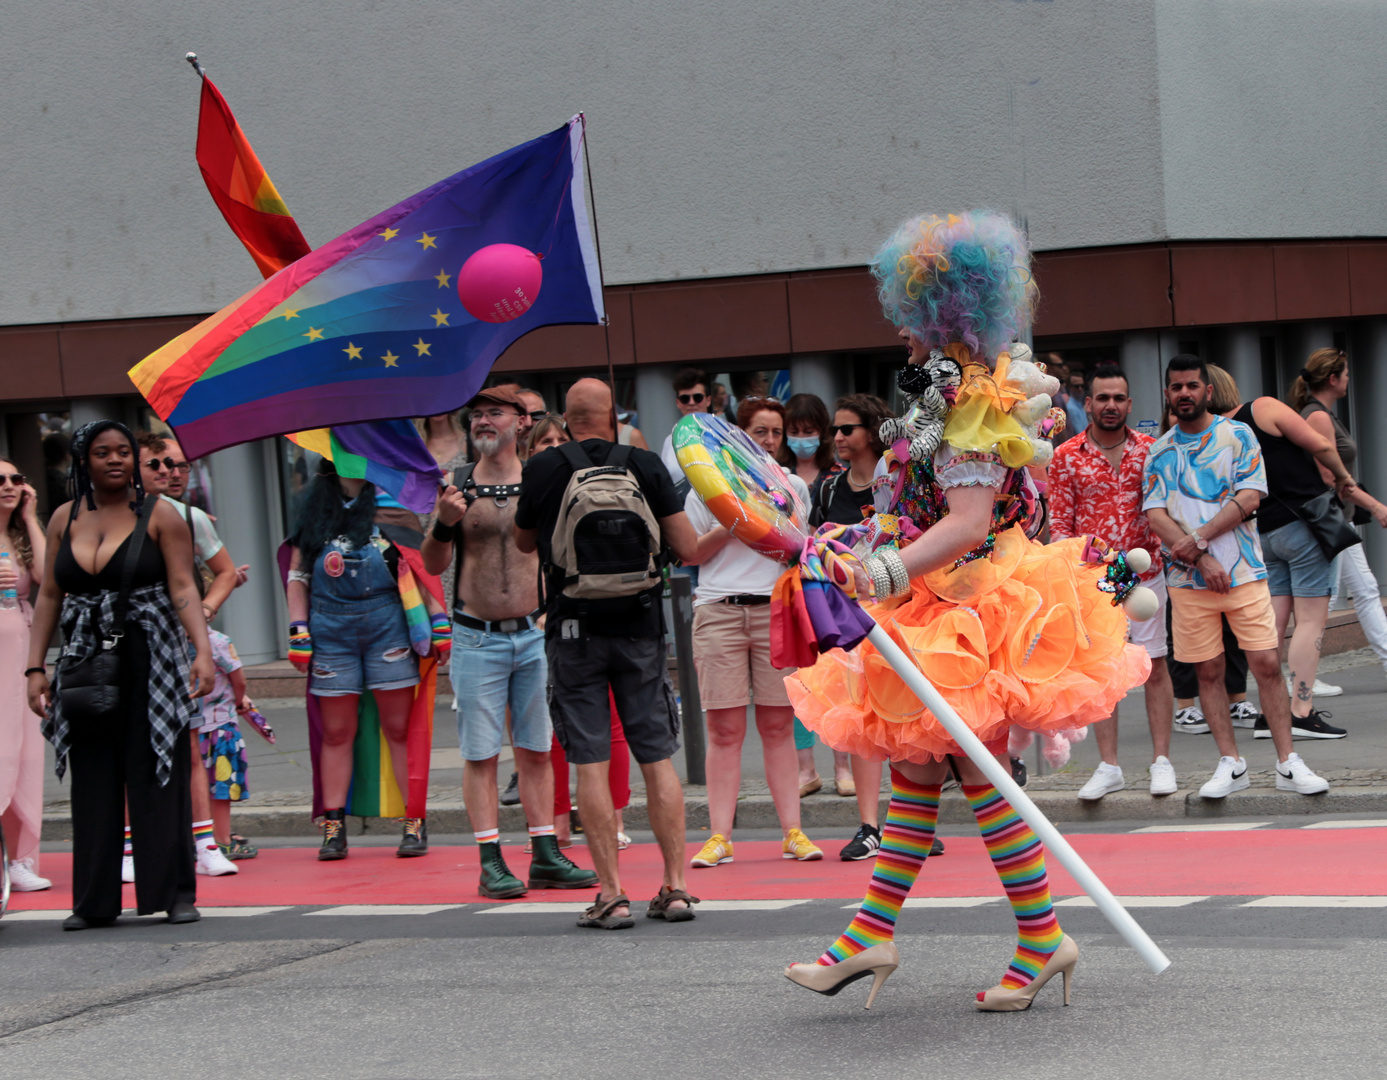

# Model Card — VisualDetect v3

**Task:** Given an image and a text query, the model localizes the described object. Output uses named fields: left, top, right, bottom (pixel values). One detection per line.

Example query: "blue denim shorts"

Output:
left=309, top=593, right=420, bottom=697
left=1261, top=519, right=1332, bottom=598
left=450, top=623, right=552, bottom=761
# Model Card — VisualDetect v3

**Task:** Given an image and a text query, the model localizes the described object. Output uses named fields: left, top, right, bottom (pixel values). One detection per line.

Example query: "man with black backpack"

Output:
left=515, top=378, right=702, bottom=929
left=422, top=386, right=600, bottom=899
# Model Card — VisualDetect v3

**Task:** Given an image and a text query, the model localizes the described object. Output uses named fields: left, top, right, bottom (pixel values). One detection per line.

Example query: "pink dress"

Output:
left=0, top=565, right=43, bottom=869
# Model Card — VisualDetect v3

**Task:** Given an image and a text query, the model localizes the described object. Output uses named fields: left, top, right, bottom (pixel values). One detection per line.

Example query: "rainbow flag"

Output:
left=132, top=118, right=604, bottom=460
left=287, top=419, right=441, bottom=514
left=195, top=74, right=312, bottom=278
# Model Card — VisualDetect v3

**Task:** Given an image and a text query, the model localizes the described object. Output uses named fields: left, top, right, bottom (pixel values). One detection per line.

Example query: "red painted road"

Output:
left=10, top=828, right=1385, bottom=910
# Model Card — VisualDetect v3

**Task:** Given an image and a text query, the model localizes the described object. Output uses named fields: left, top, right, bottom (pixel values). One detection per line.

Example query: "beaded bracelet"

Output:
left=880, top=548, right=911, bottom=596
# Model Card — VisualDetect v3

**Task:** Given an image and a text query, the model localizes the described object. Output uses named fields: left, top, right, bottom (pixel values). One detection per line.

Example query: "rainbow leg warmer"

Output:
left=818, top=770, right=941, bottom=965
left=964, top=783, right=1063, bottom=989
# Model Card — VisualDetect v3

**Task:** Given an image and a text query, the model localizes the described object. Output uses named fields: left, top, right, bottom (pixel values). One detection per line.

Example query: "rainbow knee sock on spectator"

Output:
left=963, top=783, right=1063, bottom=989
left=818, top=771, right=941, bottom=965
left=123, top=826, right=133, bottom=856
left=192, top=820, right=216, bottom=853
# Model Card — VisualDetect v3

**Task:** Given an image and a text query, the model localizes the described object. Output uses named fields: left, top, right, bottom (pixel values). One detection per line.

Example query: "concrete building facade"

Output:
left=3, top=1, right=1385, bottom=660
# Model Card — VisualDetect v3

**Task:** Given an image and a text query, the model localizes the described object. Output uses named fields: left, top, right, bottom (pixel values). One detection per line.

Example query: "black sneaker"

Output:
left=839, top=823, right=882, bottom=861
left=930, top=837, right=945, bottom=856
left=1253, top=715, right=1272, bottom=739
left=1010, top=756, right=1028, bottom=788
left=1291, top=709, right=1348, bottom=740
left=499, top=772, right=521, bottom=806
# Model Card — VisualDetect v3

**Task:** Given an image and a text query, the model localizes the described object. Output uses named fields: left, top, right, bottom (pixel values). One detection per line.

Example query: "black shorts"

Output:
left=545, top=634, right=680, bottom=766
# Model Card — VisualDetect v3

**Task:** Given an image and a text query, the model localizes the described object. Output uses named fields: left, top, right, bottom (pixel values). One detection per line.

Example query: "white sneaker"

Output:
left=1229, top=700, right=1261, bottom=729
left=1198, top=756, right=1250, bottom=799
left=1287, top=676, right=1342, bottom=698
left=1275, top=752, right=1330, bottom=795
left=8, top=858, right=53, bottom=892
left=196, top=844, right=239, bottom=877
left=121, top=854, right=135, bottom=883
left=1077, top=762, right=1125, bottom=801
left=1173, top=706, right=1209, bottom=734
left=1149, top=756, right=1178, bottom=796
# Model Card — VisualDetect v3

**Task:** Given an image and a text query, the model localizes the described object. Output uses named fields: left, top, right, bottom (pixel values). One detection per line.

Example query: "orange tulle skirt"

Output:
left=786, top=527, right=1152, bottom=764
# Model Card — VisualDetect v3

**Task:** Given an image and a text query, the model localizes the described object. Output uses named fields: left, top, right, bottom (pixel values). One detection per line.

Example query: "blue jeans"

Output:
left=450, top=624, right=552, bottom=762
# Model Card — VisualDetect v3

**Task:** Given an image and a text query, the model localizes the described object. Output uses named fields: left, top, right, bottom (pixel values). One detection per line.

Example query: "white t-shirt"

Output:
left=161, top=495, right=225, bottom=562
left=660, top=433, right=683, bottom=485
left=685, top=473, right=810, bottom=605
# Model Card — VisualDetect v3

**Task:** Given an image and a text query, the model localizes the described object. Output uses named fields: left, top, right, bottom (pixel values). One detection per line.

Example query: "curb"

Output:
left=39, top=787, right=1387, bottom=841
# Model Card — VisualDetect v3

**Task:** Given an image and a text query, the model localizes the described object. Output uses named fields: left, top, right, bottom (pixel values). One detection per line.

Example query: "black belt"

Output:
left=717, top=594, right=771, bottom=607
left=454, top=609, right=541, bottom=633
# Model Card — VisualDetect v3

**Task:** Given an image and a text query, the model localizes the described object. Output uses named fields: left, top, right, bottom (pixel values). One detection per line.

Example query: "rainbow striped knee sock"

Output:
left=817, top=770, right=941, bottom=966
left=963, top=783, right=1063, bottom=989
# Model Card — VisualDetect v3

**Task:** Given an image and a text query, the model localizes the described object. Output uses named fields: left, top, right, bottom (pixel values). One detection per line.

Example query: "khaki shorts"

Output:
left=692, top=601, right=793, bottom=710
left=1169, top=579, right=1279, bottom=664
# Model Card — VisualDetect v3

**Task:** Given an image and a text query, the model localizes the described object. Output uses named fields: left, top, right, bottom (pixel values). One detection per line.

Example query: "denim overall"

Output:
left=307, top=529, right=418, bottom=696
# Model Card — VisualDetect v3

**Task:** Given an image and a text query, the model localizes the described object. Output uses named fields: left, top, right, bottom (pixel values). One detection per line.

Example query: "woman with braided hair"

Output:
left=784, top=212, right=1150, bottom=1011
left=25, top=420, right=214, bottom=929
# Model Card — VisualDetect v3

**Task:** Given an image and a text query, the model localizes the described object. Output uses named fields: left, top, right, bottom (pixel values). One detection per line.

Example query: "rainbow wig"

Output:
left=871, top=211, right=1037, bottom=361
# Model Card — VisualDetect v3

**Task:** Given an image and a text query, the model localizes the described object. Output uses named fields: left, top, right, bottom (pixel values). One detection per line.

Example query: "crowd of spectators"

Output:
left=4, top=345, right=1378, bottom=929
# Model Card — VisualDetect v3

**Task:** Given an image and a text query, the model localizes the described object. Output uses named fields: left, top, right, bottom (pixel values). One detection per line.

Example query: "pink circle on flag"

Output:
left=457, top=244, right=543, bottom=323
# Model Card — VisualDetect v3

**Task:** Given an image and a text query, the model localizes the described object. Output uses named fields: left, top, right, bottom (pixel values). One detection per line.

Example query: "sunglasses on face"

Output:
left=678, top=393, right=706, bottom=405
left=830, top=424, right=862, bottom=437
left=0, top=473, right=27, bottom=487
left=144, top=457, right=191, bottom=473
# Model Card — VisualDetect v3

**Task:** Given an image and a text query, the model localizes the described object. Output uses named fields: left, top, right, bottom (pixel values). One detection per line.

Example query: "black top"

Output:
left=1233, top=402, right=1327, bottom=534
left=812, top=469, right=875, bottom=529
left=55, top=516, right=166, bottom=596
left=516, top=438, right=682, bottom=637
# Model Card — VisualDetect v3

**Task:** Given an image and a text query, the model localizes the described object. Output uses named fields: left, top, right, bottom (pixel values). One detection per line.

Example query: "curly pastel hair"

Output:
left=870, top=210, right=1037, bottom=361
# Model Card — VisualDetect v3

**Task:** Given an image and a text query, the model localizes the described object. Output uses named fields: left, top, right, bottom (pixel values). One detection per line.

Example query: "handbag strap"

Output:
left=107, top=496, right=157, bottom=644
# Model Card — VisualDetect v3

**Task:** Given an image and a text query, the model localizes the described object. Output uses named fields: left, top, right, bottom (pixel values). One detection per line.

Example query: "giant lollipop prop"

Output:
left=675, top=412, right=1171, bottom=976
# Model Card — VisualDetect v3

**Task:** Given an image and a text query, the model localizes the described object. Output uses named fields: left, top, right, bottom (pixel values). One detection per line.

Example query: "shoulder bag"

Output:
left=1273, top=489, right=1360, bottom=562
left=58, top=497, right=156, bottom=723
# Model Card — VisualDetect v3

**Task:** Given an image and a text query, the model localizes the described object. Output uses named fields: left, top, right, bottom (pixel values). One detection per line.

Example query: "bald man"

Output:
left=515, top=378, right=701, bottom=929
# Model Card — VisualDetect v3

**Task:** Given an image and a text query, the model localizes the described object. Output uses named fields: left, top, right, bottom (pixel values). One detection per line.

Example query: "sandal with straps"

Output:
left=577, top=893, right=634, bottom=930
left=646, top=885, right=700, bottom=922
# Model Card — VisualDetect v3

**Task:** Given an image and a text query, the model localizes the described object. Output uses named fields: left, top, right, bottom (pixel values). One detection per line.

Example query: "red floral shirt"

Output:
left=1048, top=427, right=1162, bottom=575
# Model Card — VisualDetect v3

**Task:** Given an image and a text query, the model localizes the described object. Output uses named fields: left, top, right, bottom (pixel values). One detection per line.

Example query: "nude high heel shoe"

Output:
left=784, top=942, right=900, bottom=1010
left=974, top=934, right=1078, bottom=1012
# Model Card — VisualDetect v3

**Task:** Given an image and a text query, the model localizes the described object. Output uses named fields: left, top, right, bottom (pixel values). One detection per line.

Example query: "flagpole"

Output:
left=185, top=52, right=207, bottom=79
left=577, top=114, right=620, bottom=437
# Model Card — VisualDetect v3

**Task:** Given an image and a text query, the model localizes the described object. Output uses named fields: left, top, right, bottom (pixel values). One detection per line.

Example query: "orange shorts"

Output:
left=1168, top=579, right=1278, bottom=664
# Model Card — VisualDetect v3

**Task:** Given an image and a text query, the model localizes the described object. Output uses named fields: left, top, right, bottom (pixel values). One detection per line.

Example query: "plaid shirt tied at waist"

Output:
left=42, top=583, right=200, bottom=786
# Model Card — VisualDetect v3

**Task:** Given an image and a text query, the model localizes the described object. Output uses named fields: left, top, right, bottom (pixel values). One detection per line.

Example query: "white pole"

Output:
left=865, top=623, right=1172, bottom=975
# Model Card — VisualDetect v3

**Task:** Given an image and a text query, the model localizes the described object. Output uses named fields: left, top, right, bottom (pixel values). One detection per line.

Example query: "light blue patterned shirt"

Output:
left=1141, top=416, right=1268, bottom=590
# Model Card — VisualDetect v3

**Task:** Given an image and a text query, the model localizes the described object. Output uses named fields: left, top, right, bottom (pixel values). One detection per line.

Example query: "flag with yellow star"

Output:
left=131, top=117, right=604, bottom=458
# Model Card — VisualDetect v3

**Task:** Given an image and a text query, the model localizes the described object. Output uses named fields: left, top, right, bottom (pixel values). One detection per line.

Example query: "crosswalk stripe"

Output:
left=1132, top=822, right=1271, bottom=833
left=0, top=909, right=65, bottom=920
left=1054, top=895, right=1210, bottom=907
left=305, top=904, right=463, bottom=916
left=695, top=899, right=807, bottom=911
left=477, top=902, right=591, bottom=914
left=1301, top=820, right=1387, bottom=830
left=1240, top=896, right=1387, bottom=908
left=196, top=907, right=294, bottom=917
left=841, top=897, right=1000, bottom=909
